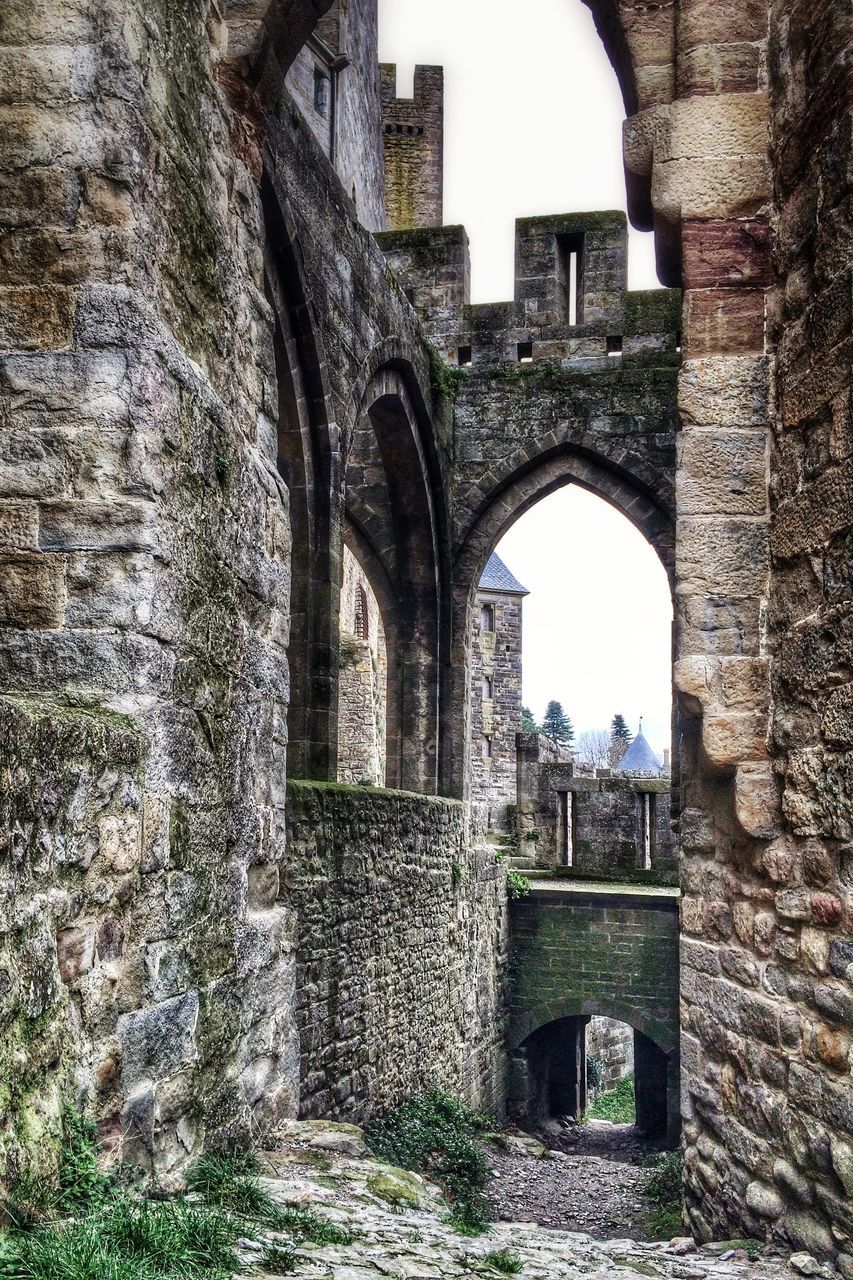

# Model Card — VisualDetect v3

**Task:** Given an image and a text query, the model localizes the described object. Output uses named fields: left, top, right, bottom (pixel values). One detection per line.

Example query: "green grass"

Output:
left=484, top=1247, right=524, bottom=1273
left=365, top=1089, right=491, bottom=1236
left=187, top=1153, right=353, bottom=1244
left=644, top=1151, right=683, bottom=1240
left=0, top=1111, right=352, bottom=1280
left=0, top=1200, right=237, bottom=1280
left=585, top=1074, right=635, bottom=1125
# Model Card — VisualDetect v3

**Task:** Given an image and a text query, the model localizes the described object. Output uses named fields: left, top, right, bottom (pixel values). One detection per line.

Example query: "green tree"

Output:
left=521, top=706, right=538, bottom=733
left=610, top=713, right=633, bottom=765
left=542, top=700, right=574, bottom=747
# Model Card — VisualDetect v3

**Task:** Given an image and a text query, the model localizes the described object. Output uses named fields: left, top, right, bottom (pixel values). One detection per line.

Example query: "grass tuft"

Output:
left=585, top=1074, right=635, bottom=1125
left=484, top=1247, right=524, bottom=1274
left=644, top=1150, right=683, bottom=1240
left=365, top=1089, right=491, bottom=1236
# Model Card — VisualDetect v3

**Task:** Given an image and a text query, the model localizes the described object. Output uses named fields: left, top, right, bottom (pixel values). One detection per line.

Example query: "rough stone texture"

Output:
left=587, top=1014, right=635, bottom=1094
left=468, top=580, right=525, bottom=832
left=516, top=743, right=676, bottom=880
left=380, top=64, right=443, bottom=231
left=337, top=545, right=386, bottom=786
left=508, top=882, right=680, bottom=1135
left=285, top=780, right=508, bottom=1120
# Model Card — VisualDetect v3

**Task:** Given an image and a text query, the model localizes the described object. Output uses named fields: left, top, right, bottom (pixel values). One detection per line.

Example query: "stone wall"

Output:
left=587, top=1015, right=635, bottom=1095
left=337, top=546, right=386, bottom=786
left=516, top=738, right=676, bottom=881
left=380, top=64, right=444, bottom=230
left=285, top=781, right=507, bottom=1120
left=468, top=587, right=524, bottom=832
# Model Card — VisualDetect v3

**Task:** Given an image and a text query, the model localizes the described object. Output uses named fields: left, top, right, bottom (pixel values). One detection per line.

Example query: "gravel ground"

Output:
left=488, top=1122, right=657, bottom=1240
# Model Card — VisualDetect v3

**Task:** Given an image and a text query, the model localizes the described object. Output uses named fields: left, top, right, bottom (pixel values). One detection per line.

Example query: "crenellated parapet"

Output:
left=377, top=211, right=680, bottom=373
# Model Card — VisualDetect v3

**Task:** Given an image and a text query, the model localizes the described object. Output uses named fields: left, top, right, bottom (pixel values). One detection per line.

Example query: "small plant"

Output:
left=187, top=1150, right=277, bottom=1225
left=644, top=1150, right=683, bottom=1240
left=451, top=862, right=464, bottom=888
left=585, top=1074, right=635, bottom=1125
left=273, top=1208, right=354, bottom=1247
left=260, top=1242, right=298, bottom=1273
left=365, top=1089, right=491, bottom=1236
left=485, top=1248, right=524, bottom=1274
left=506, top=870, right=530, bottom=900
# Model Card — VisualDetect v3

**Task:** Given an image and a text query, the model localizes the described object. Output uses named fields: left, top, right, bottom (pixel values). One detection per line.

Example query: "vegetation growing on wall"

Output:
left=365, top=1089, right=491, bottom=1235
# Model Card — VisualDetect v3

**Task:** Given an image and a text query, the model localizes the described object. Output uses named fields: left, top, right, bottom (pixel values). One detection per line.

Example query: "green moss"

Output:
left=425, top=340, right=468, bottom=403
left=366, top=1169, right=422, bottom=1211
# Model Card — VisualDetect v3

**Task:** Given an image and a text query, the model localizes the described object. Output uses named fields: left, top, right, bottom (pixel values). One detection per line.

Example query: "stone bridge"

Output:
left=508, top=879, right=681, bottom=1140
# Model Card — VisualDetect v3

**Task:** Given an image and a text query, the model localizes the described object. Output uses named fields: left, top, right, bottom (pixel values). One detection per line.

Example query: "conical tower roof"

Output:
left=478, top=552, right=528, bottom=595
left=615, top=726, right=662, bottom=774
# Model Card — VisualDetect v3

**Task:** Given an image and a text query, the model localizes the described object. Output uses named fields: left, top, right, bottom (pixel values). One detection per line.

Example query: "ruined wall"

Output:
left=587, top=1016, right=635, bottom=1096
left=468, top=588, right=523, bottom=831
left=380, top=64, right=444, bottom=231
left=285, top=781, right=507, bottom=1120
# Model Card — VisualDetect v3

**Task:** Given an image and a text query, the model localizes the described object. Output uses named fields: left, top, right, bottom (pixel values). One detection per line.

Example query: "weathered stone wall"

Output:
left=284, top=0, right=386, bottom=231
left=380, top=64, right=444, bottom=231
left=508, top=884, right=680, bottom=1057
left=285, top=781, right=508, bottom=1120
left=587, top=1015, right=635, bottom=1095
left=469, top=587, right=524, bottom=831
left=337, top=546, right=386, bottom=786
left=516, top=738, right=676, bottom=881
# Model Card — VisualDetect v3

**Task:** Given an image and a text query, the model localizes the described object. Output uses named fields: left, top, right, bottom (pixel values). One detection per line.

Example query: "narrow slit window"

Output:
left=606, top=336, right=623, bottom=356
left=480, top=603, right=495, bottom=632
left=458, top=344, right=473, bottom=367
left=482, top=735, right=492, bottom=759
left=557, top=233, right=585, bottom=326
left=313, top=67, right=330, bottom=115
left=639, top=793, right=652, bottom=870
left=517, top=341, right=533, bottom=363
left=559, top=790, right=574, bottom=867
left=482, top=675, right=493, bottom=700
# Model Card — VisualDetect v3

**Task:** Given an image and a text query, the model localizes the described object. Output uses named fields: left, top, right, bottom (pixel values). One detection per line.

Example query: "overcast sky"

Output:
left=378, top=0, right=672, bottom=756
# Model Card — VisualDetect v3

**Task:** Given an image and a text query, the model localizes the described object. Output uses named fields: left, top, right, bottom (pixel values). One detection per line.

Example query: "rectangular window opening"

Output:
left=606, top=335, right=623, bottom=356
left=482, top=735, right=492, bottom=759
left=559, top=790, right=574, bottom=867
left=458, top=344, right=473, bottom=367
left=480, top=603, right=495, bottom=632
left=313, top=66, right=330, bottom=115
left=639, top=793, right=652, bottom=870
left=557, top=233, right=585, bottom=326
left=482, top=675, right=493, bottom=700
left=517, top=341, right=533, bottom=363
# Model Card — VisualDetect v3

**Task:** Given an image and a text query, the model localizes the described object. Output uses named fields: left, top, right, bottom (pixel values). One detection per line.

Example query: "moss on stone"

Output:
left=366, top=1168, right=423, bottom=1210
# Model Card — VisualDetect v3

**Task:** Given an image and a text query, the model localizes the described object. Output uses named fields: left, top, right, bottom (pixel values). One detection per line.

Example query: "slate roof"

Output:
left=478, top=552, right=529, bottom=596
left=615, top=727, right=662, bottom=774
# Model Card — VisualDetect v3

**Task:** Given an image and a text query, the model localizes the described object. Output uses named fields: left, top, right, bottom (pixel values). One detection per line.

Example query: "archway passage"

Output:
left=514, top=1014, right=676, bottom=1146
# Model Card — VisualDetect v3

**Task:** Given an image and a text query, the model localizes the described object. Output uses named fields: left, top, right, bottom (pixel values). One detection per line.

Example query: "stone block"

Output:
left=677, top=516, right=769, bottom=598
left=39, top=500, right=159, bottom=553
left=0, top=552, right=64, bottom=627
left=683, top=221, right=773, bottom=291
left=679, top=355, right=770, bottom=426
left=684, top=288, right=766, bottom=356
left=57, top=923, right=95, bottom=984
left=0, top=285, right=75, bottom=350
left=0, top=503, right=38, bottom=548
left=735, top=761, right=782, bottom=839
left=116, top=991, right=200, bottom=1091
left=678, top=43, right=762, bottom=97
left=677, top=428, right=768, bottom=516
left=654, top=155, right=771, bottom=222
left=678, top=0, right=768, bottom=46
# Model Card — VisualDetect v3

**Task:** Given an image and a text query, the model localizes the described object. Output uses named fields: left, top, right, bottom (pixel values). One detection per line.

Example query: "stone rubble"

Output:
left=235, top=1121, right=805, bottom=1279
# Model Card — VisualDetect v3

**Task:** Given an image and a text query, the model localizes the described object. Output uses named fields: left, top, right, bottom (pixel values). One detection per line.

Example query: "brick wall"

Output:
left=380, top=64, right=444, bottom=230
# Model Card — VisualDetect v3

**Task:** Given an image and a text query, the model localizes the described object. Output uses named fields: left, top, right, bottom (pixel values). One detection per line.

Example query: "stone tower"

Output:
left=380, top=64, right=444, bottom=230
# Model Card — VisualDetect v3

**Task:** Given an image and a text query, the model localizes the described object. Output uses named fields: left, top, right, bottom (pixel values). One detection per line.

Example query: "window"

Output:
left=517, top=341, right=533, bottom=362
left=458, top=344, right=473, bottom=367
left=638, top=792, right=657, bottom=870
left=606, top=336, right=623, bottom=356
left=313, top=67, right=330, bottom=115
left=482, top=735, right=492, bottom=759
left=557, top=233, right=585, bottom=325
left=559, top=790, right=574, bottom=867
left=354, top=585, right=369, bottom=640
left=480, top=603, right=495, bottom=632
left=482, top=675, right=493, bottom=700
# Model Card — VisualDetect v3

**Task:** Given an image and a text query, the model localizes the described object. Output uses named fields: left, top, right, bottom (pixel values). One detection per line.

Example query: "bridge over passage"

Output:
left=508, top=878, right=681, bottom=1141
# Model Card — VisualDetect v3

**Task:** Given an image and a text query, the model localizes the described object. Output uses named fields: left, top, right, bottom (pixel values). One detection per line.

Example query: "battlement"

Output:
left=381, top=64, right=444, bottom=230
left=376, top=212, right=681, bottom=371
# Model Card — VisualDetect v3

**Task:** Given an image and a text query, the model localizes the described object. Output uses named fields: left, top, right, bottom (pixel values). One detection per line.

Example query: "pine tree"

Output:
left=542, top=700, right=574, bottom=747
left=521, top=706, right=538, bottom=733
left=610, top=713, right=632, bottom=765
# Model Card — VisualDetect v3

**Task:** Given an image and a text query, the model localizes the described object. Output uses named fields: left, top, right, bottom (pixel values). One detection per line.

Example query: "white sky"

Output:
left=378, top=0, right=672, bottom=756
